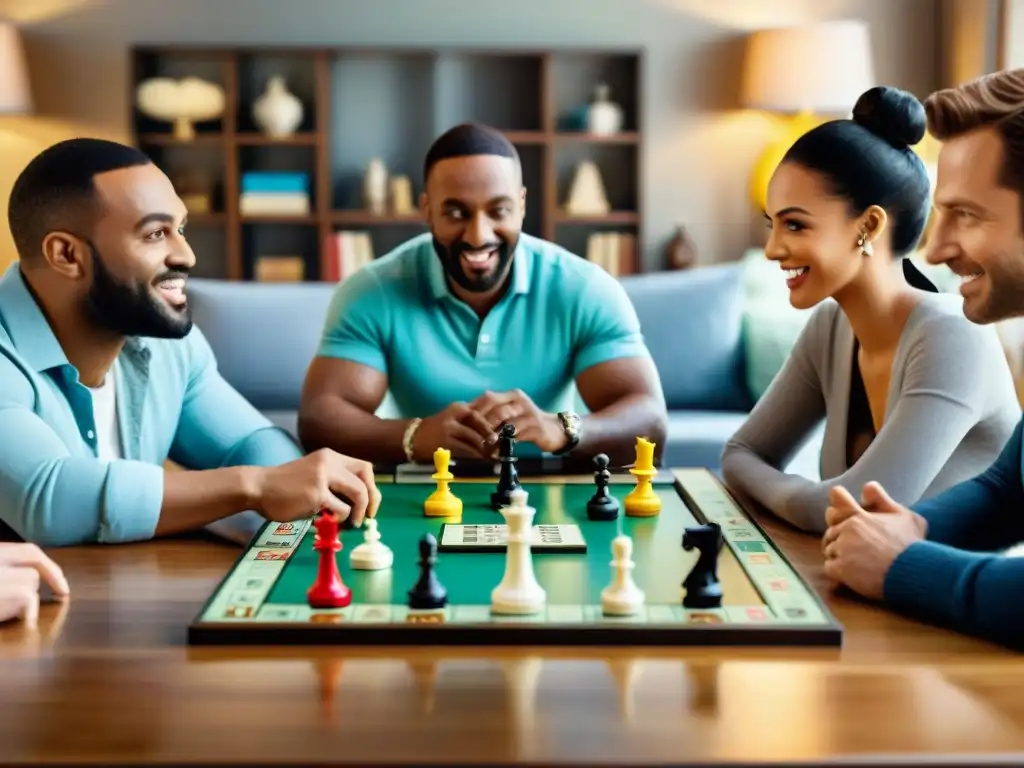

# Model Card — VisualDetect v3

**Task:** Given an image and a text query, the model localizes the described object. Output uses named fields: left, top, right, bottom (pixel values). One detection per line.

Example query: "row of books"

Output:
left=585, top=232, right=636, bottom=276
left=250, top=229, right=373, bottom=282
left=251, top=229, right=637, bottom=282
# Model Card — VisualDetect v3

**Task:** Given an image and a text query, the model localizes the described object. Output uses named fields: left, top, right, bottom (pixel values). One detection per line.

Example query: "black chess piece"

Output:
left=408, top=533, right=447, bottom=609
left=681, top=522, right=723, bottom=608
left=586, top=453, right=620, bottom=521
left=490, top=422, right=521, bottom=510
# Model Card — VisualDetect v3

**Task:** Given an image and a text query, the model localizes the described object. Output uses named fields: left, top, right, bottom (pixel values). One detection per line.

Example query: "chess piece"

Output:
left=586, top=453, right=620, bottom=521
left=601, top=535, right=645, bottom=615
left=307, top=510, right=352, bottom=608
left=682, top=522, right=723, bottom=608
left=425, top=447, right=462, bottom=519
left=349, top=517, right=393, bottom=570
left=408, top=533, right=447, bottom=609
left=491, top=422, right=521, bottom=510
left=624, top=437, right=661, bottom=517
left=491, top=489, right=546, bottom=614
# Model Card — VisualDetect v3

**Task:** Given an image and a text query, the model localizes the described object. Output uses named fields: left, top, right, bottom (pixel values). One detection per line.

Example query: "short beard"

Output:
left=82, top=244, right=192, bottom=339
left=965, top=245, right=1024, bottom=324
left=433, top=236, right=515, bottom=293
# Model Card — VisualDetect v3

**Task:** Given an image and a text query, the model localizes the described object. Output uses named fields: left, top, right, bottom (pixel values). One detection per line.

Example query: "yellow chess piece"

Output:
left=624, top=437, right=660, bottom=517
left=424, top=447, right=462, bottom=519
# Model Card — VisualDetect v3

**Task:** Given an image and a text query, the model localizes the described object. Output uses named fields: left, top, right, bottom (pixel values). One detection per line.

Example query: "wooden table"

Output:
left=2, top=474, right=1023, bottom=766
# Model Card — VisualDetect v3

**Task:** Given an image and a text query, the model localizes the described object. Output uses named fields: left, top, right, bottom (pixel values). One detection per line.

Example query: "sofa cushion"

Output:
left=187, top=279, right=337, bottom=410
left=661, top=410, right=749, bottom=469
left=620, top=264, right=750, bottom=412
left=662, top=409, right=824, bottom=478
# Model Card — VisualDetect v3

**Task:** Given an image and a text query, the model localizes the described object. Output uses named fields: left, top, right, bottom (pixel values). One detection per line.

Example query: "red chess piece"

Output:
left=307, top=509, right=352, bottom=608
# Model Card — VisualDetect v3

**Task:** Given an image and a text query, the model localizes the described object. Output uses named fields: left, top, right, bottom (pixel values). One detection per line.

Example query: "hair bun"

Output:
left=852, top=86, right=926, bottom=148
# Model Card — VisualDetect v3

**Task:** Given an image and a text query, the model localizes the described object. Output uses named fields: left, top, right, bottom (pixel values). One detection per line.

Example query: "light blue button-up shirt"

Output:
left=317, top=232, right=651, bottom=456
left=0, top=264, right=303, bottom=546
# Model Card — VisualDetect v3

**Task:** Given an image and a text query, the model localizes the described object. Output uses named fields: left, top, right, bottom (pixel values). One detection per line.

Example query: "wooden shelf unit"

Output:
left=130, top=46, right=643, bottom=281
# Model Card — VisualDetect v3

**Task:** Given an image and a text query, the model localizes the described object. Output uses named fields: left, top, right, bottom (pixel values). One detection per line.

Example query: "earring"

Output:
left=857, top=231, right=873, bottom=257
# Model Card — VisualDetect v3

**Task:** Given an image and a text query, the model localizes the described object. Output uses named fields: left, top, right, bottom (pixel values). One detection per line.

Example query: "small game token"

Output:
left=586, top=453, right=620, bottom=521
left=491, top=489, right=546, bottom=615
left=408, top=533, right=447, bottom=609
left=491, top=422, right=521, bottom=510
left=349, top=517, right=393, bottom=570
left=681, top=522, right=723, bottom=608
left=424, top=447, right=462, bottom=519
left=624, top=437, right=661, bottom=517
left=307, top=510, right=352, bottom=609
left=601, top=534, right=644, bottom=616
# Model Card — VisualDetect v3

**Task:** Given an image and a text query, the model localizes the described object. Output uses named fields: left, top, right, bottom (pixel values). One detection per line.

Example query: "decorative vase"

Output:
left=252, top=76, right=303, bottom=137
left=364, top=159, right=388, bottom=215
left=586, top=82, right=623, bottom=135
left=666, top=225, right=697, bottom=270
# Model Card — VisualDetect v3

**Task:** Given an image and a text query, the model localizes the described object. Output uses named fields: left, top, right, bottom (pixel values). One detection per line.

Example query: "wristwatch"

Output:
left=554, top=411, right=581, bottom=454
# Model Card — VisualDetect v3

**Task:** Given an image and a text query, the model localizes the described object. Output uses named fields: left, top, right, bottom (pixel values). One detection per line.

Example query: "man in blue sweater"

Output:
left=821, top=68, right=1024, bottom=649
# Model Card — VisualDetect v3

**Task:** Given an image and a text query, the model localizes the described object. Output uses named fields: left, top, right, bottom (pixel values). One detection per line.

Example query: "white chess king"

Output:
left=491, top=489, right=546, bottom=614
left=601, top=534, right=645, bottom=615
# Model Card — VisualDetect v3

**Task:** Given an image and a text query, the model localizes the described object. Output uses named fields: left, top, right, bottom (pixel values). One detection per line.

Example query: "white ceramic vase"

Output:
left=364, top=158, right=388, bottom=214
left=253, top=76, right=303, bottom=137
left=586, top=82, right=623, bottom=135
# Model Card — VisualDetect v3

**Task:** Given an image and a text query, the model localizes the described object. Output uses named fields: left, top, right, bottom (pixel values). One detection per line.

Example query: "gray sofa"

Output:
left=188, top=262, right=820, bottom=473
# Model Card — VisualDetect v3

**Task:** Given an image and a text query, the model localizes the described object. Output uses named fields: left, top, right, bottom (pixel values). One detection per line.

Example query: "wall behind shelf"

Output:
left=1, top=0, right=938, bottom=273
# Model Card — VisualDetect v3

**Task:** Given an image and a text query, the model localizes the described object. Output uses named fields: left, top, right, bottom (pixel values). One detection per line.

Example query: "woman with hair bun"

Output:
left=721, top=86, right=1020, bottom=534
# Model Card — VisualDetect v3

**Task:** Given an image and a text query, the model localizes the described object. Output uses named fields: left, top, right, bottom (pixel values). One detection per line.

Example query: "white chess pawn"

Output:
left=491, top=489, right=546, bottom=614
left=349, top=518, right=393, bottom=570
left=601, top=535, right=645, bottom=615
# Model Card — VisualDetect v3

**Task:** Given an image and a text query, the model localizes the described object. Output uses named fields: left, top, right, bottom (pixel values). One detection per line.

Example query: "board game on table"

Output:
left=188, top=436, right=842, bottom=647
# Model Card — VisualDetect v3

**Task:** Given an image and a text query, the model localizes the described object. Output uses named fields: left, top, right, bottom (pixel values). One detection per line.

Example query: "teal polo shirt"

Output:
left=0, top=264, right=303, bottom=546
left=317, top=232, right=651, bottom=452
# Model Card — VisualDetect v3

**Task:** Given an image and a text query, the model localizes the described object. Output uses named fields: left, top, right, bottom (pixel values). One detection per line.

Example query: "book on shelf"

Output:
left=240, top=171, right=311, bottom=216
left=325, top=230, right=374, bottom=282
left=254, top=255, right=305, bottom=282
left=585, top=232, right=636, bottom=276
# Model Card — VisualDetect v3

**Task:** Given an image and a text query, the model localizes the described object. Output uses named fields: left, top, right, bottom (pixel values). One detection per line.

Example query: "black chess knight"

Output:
left=408, top=533, right=447, bottom=609
left=586, top=453, right=620, bottom=520
left=681, top=522, right=723, bottom=608
left=490, top=422, right=521, bottom=509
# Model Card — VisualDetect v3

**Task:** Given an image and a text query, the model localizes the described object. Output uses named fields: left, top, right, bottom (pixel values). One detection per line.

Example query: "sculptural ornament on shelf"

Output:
left=136, top=76, right=225, bottom=141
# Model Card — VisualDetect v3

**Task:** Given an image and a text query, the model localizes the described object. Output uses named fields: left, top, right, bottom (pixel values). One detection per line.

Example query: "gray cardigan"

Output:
left=721, top=293, right=1021, bottom=532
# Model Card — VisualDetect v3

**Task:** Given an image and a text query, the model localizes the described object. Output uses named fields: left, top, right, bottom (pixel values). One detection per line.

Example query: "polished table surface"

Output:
left=2, top=474, right=1024, bottom=766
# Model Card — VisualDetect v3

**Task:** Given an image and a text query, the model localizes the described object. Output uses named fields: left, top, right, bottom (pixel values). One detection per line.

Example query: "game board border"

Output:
left=671, top=469, right=844, bottom=642
left=187, top=468, right=843, bottom=647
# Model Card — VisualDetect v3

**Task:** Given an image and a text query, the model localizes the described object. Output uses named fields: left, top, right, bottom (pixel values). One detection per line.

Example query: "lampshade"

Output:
left=740, top=20, right=874, bottom=115
left=0, top=22, right=32, bottom=115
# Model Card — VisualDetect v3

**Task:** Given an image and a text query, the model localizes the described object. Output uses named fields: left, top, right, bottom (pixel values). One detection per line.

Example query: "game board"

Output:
left=188, top=466, right=843, bottom=646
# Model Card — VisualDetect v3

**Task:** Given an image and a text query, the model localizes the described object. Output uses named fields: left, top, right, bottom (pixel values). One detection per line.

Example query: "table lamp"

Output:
left=0, top=21, right=32, bottom=115
left=741, top=20, right=874, bottom=211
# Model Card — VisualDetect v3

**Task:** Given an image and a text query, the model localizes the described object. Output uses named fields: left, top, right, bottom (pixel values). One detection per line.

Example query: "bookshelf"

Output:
left=130, top=46, right=643, bottom=281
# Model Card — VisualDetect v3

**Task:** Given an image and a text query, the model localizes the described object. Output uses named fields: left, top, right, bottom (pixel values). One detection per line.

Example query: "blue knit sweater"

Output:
left=885, top=417, right=1024, bottom=649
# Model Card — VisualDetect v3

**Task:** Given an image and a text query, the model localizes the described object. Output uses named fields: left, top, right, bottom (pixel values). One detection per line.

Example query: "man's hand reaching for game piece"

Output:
left=0, top=543, right=70, bottom=630
left=412, top=402, right=494, bottom=460
left=821, top=482, right=926, bottom=600
left=470, top=389, right=566, bottom=454
left=254, top=449, right=381, bottom=526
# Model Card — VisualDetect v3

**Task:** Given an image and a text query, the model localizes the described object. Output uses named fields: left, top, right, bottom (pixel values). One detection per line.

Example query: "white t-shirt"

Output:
left=88, top=362, right=123, bottom=460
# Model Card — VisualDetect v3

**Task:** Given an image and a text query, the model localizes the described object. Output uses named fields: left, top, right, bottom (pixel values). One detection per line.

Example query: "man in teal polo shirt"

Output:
left=0, top=138, right=378, bottom=547
left=299, top=123, right=667, bottom=465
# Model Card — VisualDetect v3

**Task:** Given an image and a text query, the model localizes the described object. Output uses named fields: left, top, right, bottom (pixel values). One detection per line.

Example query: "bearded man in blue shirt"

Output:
left=0, top=138, right=379, bottom=547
